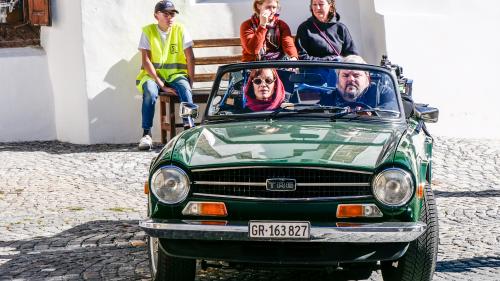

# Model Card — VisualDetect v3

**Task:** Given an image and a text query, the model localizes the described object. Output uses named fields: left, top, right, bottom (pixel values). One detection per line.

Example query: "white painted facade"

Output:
left=1, top=0, right=499, bottom=144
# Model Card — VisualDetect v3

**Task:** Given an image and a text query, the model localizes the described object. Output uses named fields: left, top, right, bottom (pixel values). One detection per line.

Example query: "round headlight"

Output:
left=372, top=168, right=414, bottom=207
left=151, top=166, right=190, bottom=204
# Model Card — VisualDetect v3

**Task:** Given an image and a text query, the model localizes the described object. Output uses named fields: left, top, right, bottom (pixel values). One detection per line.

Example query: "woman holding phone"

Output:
left=240, top=0, right=298, bottom=62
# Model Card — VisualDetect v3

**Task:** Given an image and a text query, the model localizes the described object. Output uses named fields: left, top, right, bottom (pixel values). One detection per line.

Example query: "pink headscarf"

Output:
left=244, top=69, right=285, bottom=112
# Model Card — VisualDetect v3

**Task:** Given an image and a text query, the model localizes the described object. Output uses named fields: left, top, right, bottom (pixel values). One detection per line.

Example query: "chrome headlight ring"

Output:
left=372, top=168, right=414, bottom=207
left=150, top=166, right=190, bottom=204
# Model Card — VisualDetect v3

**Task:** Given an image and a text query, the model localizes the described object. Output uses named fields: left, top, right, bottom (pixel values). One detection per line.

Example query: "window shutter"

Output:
left=28, top=0, right=51, bottom=26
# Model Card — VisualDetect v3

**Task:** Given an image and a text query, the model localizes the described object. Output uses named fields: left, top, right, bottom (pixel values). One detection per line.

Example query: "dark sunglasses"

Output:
left=252, top=77, right=275, bottom=85
left=161, top=11, right=176, bottom=17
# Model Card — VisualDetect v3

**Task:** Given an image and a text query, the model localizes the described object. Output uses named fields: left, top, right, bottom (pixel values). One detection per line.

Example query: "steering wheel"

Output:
left=342, top=101, right=379, bottom=116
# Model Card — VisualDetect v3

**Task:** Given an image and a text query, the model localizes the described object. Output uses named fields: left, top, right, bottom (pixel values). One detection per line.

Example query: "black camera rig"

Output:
left=380, top=55, right=413, bottom=96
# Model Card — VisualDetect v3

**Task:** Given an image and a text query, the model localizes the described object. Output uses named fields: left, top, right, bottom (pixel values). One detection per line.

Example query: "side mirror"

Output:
left=180, top=102, right=199, bottom=129
left=415, top=105, right=439, bottom=123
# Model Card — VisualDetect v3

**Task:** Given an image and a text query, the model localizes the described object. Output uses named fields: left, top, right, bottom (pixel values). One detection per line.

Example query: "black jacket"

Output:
left=295, top=16, right=359, bottom=61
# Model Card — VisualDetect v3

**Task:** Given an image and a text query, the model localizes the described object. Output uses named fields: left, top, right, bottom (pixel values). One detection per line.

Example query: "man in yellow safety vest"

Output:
left=136, top=0, right=195, bottom=150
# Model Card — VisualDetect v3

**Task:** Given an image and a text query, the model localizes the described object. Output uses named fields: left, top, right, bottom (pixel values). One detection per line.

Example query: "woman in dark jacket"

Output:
left=295, top=0, right=358, bottom=61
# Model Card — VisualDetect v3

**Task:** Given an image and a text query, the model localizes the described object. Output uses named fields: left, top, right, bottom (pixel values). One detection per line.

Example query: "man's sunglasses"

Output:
left=161, top=11, right=176, bottom=17
left=252, top=77, right=276, bottom=85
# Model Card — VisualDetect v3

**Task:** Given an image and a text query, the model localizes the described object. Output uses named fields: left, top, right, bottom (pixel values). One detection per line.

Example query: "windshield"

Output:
left=207, top=64, right=402, bottom=120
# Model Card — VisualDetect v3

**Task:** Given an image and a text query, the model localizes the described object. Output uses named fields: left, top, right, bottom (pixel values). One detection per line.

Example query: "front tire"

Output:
left=381, top=184, right=439, bottom=281
left=148, top=236, right=196, bottom=281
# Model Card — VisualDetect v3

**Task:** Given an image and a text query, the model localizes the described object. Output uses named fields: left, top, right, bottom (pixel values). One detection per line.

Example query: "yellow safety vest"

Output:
left=136, top=23, right=188, bottom=92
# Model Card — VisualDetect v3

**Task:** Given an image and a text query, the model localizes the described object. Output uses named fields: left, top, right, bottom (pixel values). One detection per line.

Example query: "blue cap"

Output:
left=155, top=1, right=179, bottom=13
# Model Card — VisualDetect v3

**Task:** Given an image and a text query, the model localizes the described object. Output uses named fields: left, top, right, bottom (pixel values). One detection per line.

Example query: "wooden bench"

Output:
left=159, top=37, right=242, bottom=143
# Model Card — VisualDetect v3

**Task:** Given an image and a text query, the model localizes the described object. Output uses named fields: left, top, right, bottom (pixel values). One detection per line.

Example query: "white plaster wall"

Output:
left=78, top=0, right=500, bottom=142
left=4, top=0, right=499, bottom=143
left=1, top=0, right=363, bottom=144
left=355, top=1, right=387, bottom=65
left=0, top=48, right=56, bottom=142
left=81, top=0, right=150, bottom=144
left=374, top=0, right=500, bottom=138
left=41, top=0, right=90, bottom=144
left=79, top=0, right=313, bottom=143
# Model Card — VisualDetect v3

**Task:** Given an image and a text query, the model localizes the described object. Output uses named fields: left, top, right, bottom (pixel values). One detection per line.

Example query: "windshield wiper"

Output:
left=267, top=104, right=295, bottom=119
left=331, top=108, right=400, bottom=120
left=267, top=104, right=347, bottom=120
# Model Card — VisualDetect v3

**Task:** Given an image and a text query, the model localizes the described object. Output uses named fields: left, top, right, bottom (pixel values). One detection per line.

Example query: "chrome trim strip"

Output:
left=195, top=181, right=370, bottom=187
left=192, top=193, right=373, bottom=201
left=191, top=166, right=373, bottom=175
left=195, top=181, right=266, bottom=186
left=140, top=220, right=426, bottom=243
left=299, top=182, right=370, bottom=187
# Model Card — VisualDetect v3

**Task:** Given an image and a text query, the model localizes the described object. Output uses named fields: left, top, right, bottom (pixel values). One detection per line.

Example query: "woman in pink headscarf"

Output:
left=244, top=68, right=285, bottom=112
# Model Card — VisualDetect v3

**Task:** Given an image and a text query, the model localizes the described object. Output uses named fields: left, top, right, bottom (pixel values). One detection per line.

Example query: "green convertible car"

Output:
left=140, top=60, right=440, bottom=281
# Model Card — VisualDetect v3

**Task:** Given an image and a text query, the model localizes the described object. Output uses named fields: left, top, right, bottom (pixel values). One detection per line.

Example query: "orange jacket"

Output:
left=240, top=18, right=298, bottom=62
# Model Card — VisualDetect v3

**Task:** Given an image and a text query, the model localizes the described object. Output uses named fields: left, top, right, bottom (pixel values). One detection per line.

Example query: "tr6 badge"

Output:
left=266, top=178, right=296, bottom=191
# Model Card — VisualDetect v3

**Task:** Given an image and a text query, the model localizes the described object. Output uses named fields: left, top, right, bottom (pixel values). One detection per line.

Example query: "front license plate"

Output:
left=249, top=221, right=310, bottom=239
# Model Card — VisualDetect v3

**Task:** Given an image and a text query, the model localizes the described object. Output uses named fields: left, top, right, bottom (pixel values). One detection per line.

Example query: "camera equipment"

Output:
left=380, top=55, right=413, bottom=96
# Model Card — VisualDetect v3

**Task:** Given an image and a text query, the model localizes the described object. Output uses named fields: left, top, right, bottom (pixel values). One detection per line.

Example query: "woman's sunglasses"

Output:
left=252, top=77, right=276, bottom=85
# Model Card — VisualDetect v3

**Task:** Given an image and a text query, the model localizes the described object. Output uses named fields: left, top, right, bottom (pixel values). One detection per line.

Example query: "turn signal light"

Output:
left=337, top=204, right=383, bottom=218
left=337, top=204, right=363, bottom=218
left=182, top=202, right=228, bottom=217
left=144, top=181, right=149, bottom=194
left=417, top=183, right=425, bottom=199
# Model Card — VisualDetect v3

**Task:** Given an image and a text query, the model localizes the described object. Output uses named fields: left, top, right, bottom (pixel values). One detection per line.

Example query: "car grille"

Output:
left=191, top=167, right=373, bottom=200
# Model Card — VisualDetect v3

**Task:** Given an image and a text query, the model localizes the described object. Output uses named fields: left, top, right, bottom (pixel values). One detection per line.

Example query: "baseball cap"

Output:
left=155, top=1, right=179, bottom=14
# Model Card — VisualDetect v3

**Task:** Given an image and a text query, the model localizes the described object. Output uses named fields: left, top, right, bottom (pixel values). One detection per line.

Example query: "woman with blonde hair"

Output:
left=240, top=0, right=298, bottom=62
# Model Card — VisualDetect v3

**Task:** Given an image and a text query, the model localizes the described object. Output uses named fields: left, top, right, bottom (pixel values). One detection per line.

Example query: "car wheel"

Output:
left=381, top=183, right=439, bottom=281
left=148, top=236, right=196, bottom=281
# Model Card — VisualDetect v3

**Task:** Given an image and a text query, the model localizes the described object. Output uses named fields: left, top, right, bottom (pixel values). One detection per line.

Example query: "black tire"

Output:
left=148, top=236, right=196, bottom=281
left=381, top=184, right=439, bottom=281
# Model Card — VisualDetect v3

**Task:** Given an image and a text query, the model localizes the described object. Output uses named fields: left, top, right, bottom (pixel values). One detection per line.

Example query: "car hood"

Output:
left=170, top=120, right=405, bottom=171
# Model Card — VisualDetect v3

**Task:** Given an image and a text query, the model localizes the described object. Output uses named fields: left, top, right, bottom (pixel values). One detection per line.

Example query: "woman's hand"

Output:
left=259, top=9, right=271, bottom=27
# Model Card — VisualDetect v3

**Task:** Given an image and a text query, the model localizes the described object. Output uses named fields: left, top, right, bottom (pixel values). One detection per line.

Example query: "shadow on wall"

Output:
left=88, top=53, right=143, bottom=144
left=82, top=0, right=388, bottom=145
left=357, top=0, right=387, bottom=65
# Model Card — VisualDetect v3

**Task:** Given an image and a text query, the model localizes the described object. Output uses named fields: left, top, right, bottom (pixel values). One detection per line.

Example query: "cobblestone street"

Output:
left=0, top=137, right=499, bottom=280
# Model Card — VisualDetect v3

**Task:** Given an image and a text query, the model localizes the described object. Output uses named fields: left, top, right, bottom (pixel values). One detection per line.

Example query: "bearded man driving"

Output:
left=319, top=55, right=398, bottom=112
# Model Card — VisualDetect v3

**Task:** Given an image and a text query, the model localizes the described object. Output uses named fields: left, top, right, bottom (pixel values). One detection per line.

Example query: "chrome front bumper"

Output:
left=140, top=220, right=426, bottom=243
